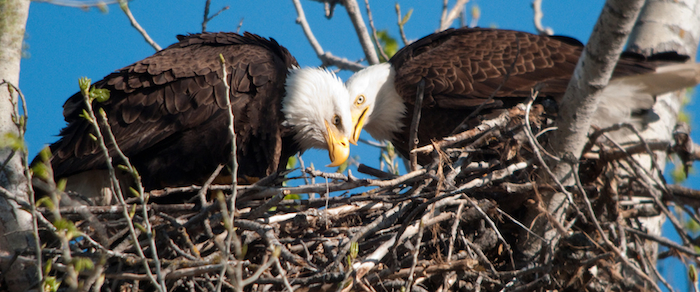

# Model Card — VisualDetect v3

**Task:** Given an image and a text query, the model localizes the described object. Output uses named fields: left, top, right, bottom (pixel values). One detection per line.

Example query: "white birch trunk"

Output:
left=0, top=0, right=38, bottom=291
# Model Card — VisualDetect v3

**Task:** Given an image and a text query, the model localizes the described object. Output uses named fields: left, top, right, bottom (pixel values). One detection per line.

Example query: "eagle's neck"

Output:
left=362, top=63, right=406, bottom=141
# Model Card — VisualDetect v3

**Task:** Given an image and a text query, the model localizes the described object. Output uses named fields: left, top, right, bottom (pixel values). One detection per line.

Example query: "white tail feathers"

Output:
left=615, top=62, right=700, bottom=96
left=593, top=62, right=700, bottom=129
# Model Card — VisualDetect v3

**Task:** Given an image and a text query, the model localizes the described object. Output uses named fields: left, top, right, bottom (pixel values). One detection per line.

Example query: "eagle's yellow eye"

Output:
left=355, top=94, right=365, bottom=106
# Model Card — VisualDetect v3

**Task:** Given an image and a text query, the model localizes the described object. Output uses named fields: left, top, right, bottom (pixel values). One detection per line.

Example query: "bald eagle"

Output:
left=36, top=32, right=352, bottom=203
left=346, top=28, right=700, bottom=162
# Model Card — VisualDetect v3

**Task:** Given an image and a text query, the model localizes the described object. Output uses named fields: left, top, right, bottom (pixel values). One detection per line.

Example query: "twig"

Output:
left=202, top=0, right=229, bottom=33
left=235, top=17, right=244, bottom=33
left=273, top=256, right=294, bottom=291
left=451, top=162, right=528, bottom=194
left=395, top=3, right=410, bottom=46
left=217, top=53, right=244, bottom=292
left=461, top=231, right=498, bottom=274
left=32, top=0, right=119, bottom=8
left=572, top=160, right=662, bottom=292
left=195, top=164, right=225, bottom=206
left=408, top=79, right=425, bottom=171
left=330, top=201, right=409, bottom=270
left=1, top=81, right=43, bottom=284
left=497, top=208, right=547, bottom=244
left=413, top=105, right=515, bottom=154
left=439, top=0, right=469, bottom=31
left=291, top=0, right=365, bottom=71
left=405, top=219, right=424, bottom=292
left=79, top=78, right=166, bottom=291
left=523, top=95, right=581, bottom=218
left=363, top=0, right=389, bottom=61
left=531, top=0, right=553, bottom=35
left=446, top=202, right=465, bottom=261
left=624, top=227, right=699, bottom=257
left=117, top=0, right=161, bottom=51
left=464, top=196, right=515, bottom=269
left=341, top=0, right=380, bottom=65
left=352, top=212, right=453, bottom=280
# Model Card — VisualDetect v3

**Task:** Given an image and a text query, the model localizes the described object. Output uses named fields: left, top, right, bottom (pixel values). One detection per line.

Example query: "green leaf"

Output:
left=31, top=162, right=50, bottom=181
left=53, top=218, right=78, bottom=240
left=38, top=146, right=51, bottom=162
left=471, top=5, right=481, bottom=20
left=72, top=257, right=95, bottom=272
left=44, top=260, right=53, bottom=275
left=91, top=88, right=110, bottom=103
left=0, top=132, right=26, bottom=151
left=336, top=157, right=349, bottom=173
left=36, top=196, right=54, bottom=209
left=129, top=187, right=140, bottom=198
left=376, top=30, right=399, bottom=61
left=56, top=178, right=66, bottom=192
left=134, top=222, right=146, bottom=233
left=349, top=241, right=359, bottom=259
left=241, top=243, right=248, bottom=258
left=43, top=276, right=60, bottom=292
left=78, top=77, right=91, bottom=96
left=690, top=264, right=698, bottom=283
left=286, top=156, right=298, bottom=170
left=401, top=8, right=413, bottom=26
left=80, top=109, right=93, bottom=123
left=284, top=193, right=301, bottom=200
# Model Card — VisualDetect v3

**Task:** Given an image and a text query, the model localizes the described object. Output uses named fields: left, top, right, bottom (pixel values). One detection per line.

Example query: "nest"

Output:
left=31, top=101, right=700, bottom=292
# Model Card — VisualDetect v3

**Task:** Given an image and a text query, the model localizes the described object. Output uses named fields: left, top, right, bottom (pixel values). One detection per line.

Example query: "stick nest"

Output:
left=33, top=103, right=700, bottom=292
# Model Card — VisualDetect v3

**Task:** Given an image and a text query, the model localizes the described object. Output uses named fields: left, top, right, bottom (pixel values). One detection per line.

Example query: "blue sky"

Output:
left=20, top=0, right=696, bottom=290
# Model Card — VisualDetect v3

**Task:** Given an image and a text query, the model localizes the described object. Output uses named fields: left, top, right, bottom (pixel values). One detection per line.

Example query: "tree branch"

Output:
left=341, top=0, right=380, bottom=65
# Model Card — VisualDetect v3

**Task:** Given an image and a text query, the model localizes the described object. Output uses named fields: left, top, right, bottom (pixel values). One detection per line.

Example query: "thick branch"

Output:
left=341, top=0, right=380, bottom=65
left=550, top=0, right=645, bottom=181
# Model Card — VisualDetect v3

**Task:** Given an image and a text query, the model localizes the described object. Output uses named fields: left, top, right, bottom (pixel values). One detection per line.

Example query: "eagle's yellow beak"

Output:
left=324, top=120, right=350, bottom=167
left=350, top=106, right=369, bottom=145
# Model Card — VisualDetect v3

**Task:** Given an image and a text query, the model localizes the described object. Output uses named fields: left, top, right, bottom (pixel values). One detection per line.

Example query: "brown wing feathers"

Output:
left=390, top=28, right=581, bottom=107
left=46, top=32, right=299, bottom=190
left=387, top=27, right=662, bottom=163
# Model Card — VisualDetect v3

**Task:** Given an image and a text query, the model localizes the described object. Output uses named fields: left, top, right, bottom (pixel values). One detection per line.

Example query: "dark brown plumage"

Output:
left=44, top=32, right=300, bottom=191
left=347, top=27, right=699, bottom=163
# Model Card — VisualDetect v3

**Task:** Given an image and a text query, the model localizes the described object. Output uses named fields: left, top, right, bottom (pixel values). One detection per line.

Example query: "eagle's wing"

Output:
left=390, top=28, right=584, bottom=109
left=49, top=32, right=298, bottom=189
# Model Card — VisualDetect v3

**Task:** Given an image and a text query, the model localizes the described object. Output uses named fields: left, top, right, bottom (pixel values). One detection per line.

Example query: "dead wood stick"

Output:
left=412, top=105, right=516, bottom=154
left=624, top=227, right=700, bottom=256
left=409, top=79, right=425, bottom=171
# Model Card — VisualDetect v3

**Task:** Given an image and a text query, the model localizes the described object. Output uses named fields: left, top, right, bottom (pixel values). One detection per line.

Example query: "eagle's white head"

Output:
left=282, top=67, right=353, bottom=166
left=345, top=63, right=406, bottom=143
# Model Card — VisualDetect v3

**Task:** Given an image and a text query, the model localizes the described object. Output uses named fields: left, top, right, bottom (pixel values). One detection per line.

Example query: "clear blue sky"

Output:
left=19, top=1, right=697, bottom=290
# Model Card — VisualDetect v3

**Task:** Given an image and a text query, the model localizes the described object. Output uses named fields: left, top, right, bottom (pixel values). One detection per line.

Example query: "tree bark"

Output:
left=0, top=0, right=38, bottom=291
left=626, top=0, right=700, bottom=276
left=518, top=0, right=646, bottom=266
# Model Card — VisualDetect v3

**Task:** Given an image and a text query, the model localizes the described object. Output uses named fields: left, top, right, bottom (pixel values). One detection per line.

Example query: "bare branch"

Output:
left=550, top=0, right=645, bottom=181
left=395, top=3, right=410, bottom=46
left=363, top=0, right=389, bottom=61
left=202, top=0, right=229, bottom=33
left=118, top=0, right=161, bottom=51
left=531, top=0, right=553, bottom=35
left=408, top=79, right=425, bottom=171
left=341, top=0, right=380, bottom=65
left=292, top=0, right=365, bottom=71
left=439, top=0, right=469, bottom=31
